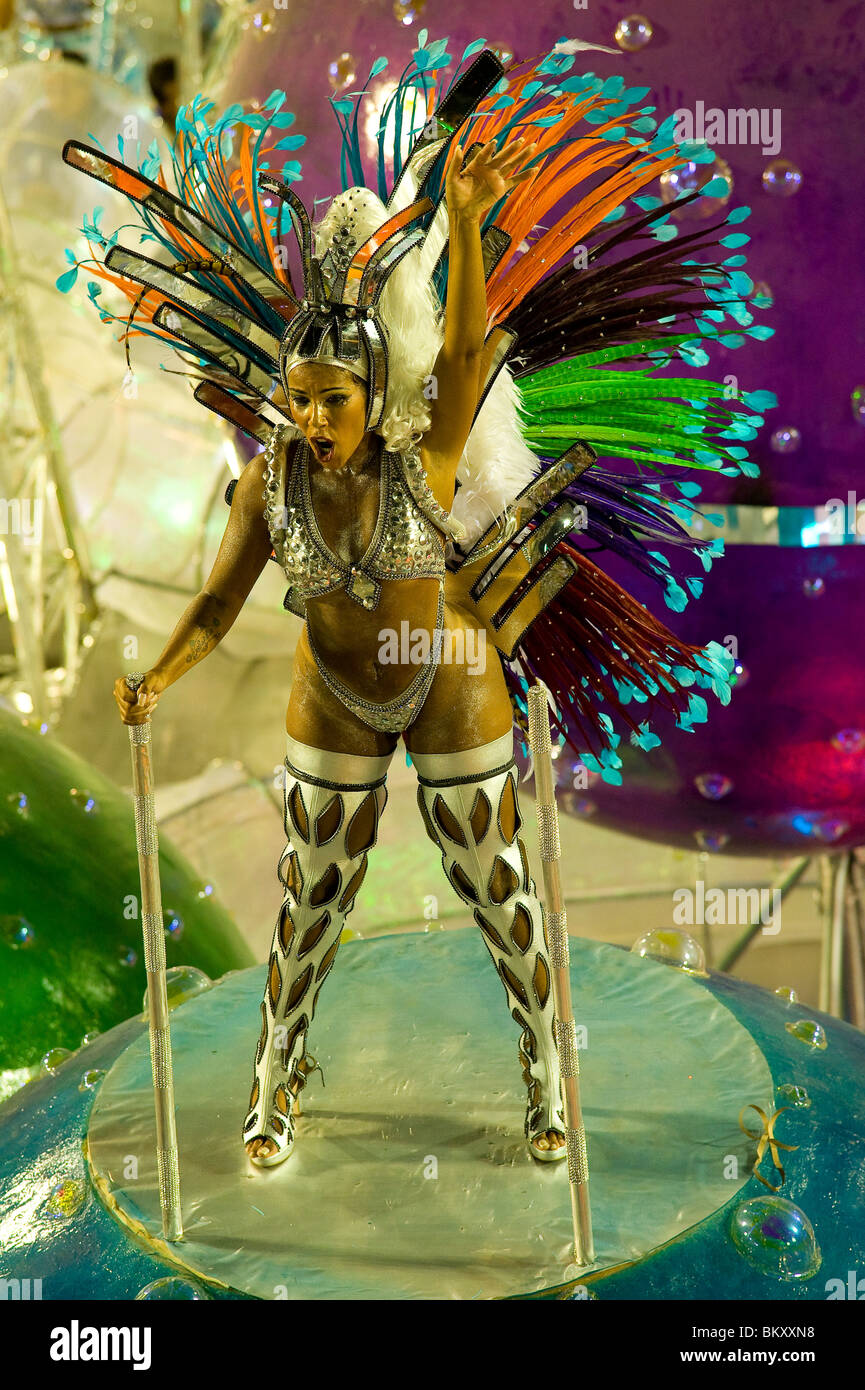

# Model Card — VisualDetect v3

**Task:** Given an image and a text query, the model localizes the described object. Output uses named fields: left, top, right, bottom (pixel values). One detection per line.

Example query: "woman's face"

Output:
left=285, top=363, right=370, bottom=470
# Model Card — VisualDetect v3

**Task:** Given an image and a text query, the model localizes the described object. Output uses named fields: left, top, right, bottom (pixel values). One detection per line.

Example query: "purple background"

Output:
left=220, top=1, right=865, bottom=854
left=223, top=0, right=865, bottom=505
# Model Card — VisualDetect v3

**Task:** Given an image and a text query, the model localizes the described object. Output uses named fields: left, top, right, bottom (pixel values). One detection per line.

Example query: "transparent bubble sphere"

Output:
left=394, top=0, right=427, bottom=22
left=135, top=1277, right=208, bottom=1300
left=327, top=52, right=356, bottom=90
left=770, top=426, right=801, bottom=453
left=730, top=1196, right=821, bottom=1280
left=785, top=1018, right=828, bottom=1050
left=142, top=964, right=212, bottom=1013
left=69, top=787, right=98, bottom=813
left=694, top=830, right=731, bottom=852
left=777, top=1083, right=811, bottom=1109
left=615, top=15, right=654, bottom=51
left=1, top=914, right=35, bottom=947
left=79, top=1069, right=105, bottom=1091
left=164, top=909, right=185, bottom=941
left=631, top=928, right=708, bottom=976
left=660, top=155, right=732, bottom=219
left=762, top=159, right=802, bottom=197
left=694, top=772, right=734, bottom=800
left=44, top=1178, right=88, bottom=1220
left=41, top=1047, right=73, bottom=1074
left=832, top=728, right=865, bottom=754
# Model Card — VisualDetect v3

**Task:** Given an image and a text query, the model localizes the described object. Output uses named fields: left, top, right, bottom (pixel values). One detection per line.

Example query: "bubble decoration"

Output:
left=694, top=773, right=734, bottom=801
left=832, top=728, right=865, bottom=754
left=770, top=426, right=801, bottom=453
left=615, top=14, right=653, bottom=51
left=1, top=914, right=35, bottom=948
left=142, top=964, right=213, bottom=1013
left=631, top=928, right=708, bottom=977
left=730, top=1196, right=821, bottom=1280
left=44, top=1178, right=88, bottom=1220
left=393, top=0, right=426, bottom=24
left=243, top=11, right=273, bottom=35
left=6, top=791, right=29, bottom=818
left=750, top=279, right=774, bottom=307
left=69, top=787, right=98, bottom=813
left=660, top=155, right=733, bottom=219
left=797, top=815, right=850, bottom=843
left=762, top=159, right=802, bottom=197
left=79, top=1068, right=105, bottom=1091
left=802, top=577, right=825, bottom=598
left=773, top=986, right=798, bottom=1003
left=118, top=946, right=138, bottom=968
left=785, top=1019, right=827, bottom=1050
left=851, top=386, right=865, bottom=425
left=41, top=1047, right=73, bottom=1074
left=777, top=1083, right=811, bottom=1108
left=135, top=1277, right=209, bottom=1300
left=694, top=830, right=731, bottom=852
left=731, top=662, right=750, bottom=688
left=164, top=909, right=185, bottom=941
left=327, top=53, right=356, bottom=90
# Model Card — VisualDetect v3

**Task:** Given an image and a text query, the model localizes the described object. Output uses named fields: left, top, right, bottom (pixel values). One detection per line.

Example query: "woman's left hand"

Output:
left=444, top=136, right=538, bottom=221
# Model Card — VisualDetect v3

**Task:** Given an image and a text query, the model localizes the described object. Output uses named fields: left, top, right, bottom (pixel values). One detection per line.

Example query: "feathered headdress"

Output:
left=58, top=44, right=511, bottom=443
left=264, top=176, right=434, bottom=429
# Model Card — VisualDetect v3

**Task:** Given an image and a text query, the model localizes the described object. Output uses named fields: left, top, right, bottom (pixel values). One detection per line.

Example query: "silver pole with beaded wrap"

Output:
left=526, top=680, right=594, bottom=1268
left=124, top=673, right=183, bottom=1242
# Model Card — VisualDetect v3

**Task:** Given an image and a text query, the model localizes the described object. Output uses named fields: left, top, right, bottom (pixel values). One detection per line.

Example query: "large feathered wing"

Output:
left=334, top=35, right=776, bottom=777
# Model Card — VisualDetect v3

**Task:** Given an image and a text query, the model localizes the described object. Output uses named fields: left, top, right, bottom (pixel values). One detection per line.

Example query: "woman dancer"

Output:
left=64, top=34, right=770, bottom=1168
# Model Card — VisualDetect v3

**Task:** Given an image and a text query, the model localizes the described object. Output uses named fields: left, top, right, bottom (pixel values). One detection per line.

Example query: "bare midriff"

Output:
left=304, top=573, right=445, bottom=701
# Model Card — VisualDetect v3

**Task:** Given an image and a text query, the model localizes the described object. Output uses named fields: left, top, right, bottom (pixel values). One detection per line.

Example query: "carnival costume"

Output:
left=60, top=31, right=774, bottom=1166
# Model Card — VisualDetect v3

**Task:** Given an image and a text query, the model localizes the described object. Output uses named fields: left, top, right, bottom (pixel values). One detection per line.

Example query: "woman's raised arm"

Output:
left=419, top=136, right=537, bottom=509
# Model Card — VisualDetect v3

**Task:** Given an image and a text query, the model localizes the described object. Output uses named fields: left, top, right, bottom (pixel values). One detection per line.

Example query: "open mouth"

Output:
left=310, top=436, right=335, bottom=462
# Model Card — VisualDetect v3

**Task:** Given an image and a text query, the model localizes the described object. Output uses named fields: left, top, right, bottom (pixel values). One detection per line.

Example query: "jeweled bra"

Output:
left=262, top=423, right=460, bottom=618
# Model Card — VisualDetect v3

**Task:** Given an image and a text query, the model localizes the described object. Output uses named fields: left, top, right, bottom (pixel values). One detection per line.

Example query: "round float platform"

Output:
left=2, top=932, right=864, bottom=1300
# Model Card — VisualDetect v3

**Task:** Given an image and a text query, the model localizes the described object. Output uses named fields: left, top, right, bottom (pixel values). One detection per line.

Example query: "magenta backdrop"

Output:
left=221, top=1, right=865, bottom=854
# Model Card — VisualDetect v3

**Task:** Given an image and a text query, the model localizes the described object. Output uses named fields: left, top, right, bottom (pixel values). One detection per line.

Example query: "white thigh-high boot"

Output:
left=411, top=731, right=566, bottom=1163
left=243, top=733, right=394, bottom=1166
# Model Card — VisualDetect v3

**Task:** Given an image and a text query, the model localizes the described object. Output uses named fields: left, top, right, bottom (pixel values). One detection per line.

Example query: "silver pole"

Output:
left=124, top=673, right=183, bottom=1241
left=526, top=681, right=594, bottom=1268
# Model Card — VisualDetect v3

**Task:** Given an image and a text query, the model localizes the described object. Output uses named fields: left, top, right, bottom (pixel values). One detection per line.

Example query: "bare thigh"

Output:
left=402, top=599, right=514, bottom=755
left=286, top=625, right=400, bottom=757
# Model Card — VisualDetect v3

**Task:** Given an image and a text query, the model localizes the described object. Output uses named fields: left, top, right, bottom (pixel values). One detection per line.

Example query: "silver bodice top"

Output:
left=262, top=423, right=467, bottom=617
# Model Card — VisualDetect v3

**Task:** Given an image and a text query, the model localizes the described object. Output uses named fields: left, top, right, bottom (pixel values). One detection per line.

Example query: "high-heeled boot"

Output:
left=243, top=732, right=393, bottom=1166
left=410, top=731, right=567, bottom=1163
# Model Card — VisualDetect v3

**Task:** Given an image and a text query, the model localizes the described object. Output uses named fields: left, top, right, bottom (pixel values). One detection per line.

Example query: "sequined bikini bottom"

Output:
left=305, top=580, right=446, bottom=734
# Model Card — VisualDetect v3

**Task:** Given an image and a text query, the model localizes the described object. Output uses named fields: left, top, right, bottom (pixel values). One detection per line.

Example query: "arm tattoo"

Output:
left=185, top=597, right=226, bottom=664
